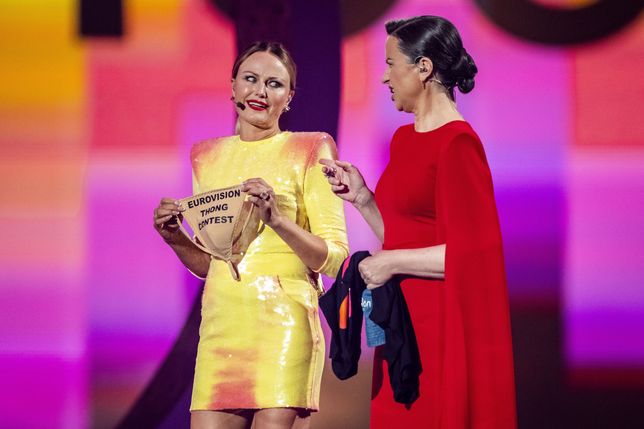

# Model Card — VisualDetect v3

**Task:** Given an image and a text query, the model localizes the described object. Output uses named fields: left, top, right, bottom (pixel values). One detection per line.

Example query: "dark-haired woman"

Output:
left=154, top=42, right=348, bottom=429
left=322, top=16, right=516, bottom=428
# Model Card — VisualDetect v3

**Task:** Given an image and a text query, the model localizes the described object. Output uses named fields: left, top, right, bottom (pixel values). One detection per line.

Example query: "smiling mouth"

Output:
left=247, top=100, right=269, bottom=111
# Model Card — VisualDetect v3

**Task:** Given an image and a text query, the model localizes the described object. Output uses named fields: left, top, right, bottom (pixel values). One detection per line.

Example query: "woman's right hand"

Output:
left=319, top=159, right=372, bottom=207
left=153, top=198, right=185, bottom=243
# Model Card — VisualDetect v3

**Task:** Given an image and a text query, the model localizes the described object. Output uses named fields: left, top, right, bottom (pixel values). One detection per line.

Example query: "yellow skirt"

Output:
left=190, top=254, right=325, bottom=411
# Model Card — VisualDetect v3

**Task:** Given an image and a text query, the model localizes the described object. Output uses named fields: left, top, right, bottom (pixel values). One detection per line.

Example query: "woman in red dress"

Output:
left=321, top=16, right=516, bottom=428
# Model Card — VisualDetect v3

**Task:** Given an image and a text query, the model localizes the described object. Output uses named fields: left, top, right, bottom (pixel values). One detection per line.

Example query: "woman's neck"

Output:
left=413, top=88, right=463, bottom=132
left=238, top=121, right=281, bottom=142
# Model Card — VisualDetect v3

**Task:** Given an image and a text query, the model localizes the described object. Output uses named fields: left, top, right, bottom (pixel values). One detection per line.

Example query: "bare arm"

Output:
left=319, top=159, right=384, bottom=242
left=353, top=189, right=384, bottom=243
left=358, top=244, right=446, bottom=288
left=153, top=198, right=211, bottom=278
left=379, top=245, right=445, bottom=279
left=318, top=160, right=446, bottom=286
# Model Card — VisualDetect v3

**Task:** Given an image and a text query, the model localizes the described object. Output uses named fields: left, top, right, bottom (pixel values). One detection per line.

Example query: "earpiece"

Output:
left=230, top=96, right=246, bottom=110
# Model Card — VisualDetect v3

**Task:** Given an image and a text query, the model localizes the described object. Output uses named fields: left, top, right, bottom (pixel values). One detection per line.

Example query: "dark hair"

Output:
left=232, top=41, right=297, bottom=91
left=385, top=16, right=477, bottom=99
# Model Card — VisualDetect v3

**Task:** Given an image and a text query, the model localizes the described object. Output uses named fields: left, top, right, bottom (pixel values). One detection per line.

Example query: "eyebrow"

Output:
left=240, top=70, right=285, bottom=81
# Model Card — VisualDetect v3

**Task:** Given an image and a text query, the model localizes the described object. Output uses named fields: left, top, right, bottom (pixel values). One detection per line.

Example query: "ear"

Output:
left=287, top=89, right=295, bottom=104
left=417, top=57, right=433, bottom=82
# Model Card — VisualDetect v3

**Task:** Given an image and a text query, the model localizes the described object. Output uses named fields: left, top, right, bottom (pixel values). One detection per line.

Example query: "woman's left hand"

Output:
left=359, top=251, right=395, bottom=289
left=242, top=178, right=284, bottom=228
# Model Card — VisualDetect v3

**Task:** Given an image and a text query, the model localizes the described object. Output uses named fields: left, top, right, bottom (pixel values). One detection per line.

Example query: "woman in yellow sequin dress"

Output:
left=153, top=42, right=348, bottom=429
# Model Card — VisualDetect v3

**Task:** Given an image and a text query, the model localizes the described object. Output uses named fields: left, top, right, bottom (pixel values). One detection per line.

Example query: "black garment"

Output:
left=371, top=278, right=423, bottom=405
left=319, top=251, right=371, bottom=380
left=320, top=251, right=423, bottom=404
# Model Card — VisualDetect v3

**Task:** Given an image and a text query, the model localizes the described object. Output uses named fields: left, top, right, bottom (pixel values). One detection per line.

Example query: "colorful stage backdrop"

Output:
left=1, top=0, right=643, bottom=428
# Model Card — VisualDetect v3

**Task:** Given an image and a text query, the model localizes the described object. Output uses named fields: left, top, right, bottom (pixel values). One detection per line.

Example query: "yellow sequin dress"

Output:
left=189, top=131, right=348, bottom=411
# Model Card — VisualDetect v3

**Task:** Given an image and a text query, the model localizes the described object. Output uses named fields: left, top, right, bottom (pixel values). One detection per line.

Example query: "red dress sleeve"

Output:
left=437, top=132, right=517, bottom=428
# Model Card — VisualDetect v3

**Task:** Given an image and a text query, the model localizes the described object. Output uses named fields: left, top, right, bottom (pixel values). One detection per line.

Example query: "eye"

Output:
left=268, top=80, right=283, bottom=89
left=244, top=75, right=257, bottom=83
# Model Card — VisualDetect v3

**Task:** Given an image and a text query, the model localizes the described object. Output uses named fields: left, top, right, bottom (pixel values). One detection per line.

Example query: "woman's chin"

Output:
left=240, top=115, right=276, bottom=129
left=394, top=101, right=410, bottom=113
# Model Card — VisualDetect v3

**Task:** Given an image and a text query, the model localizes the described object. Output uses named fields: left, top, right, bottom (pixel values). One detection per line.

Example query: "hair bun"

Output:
left=456, top=77, right=475, bottom=94
left=451, top=49, right=477, bottom=93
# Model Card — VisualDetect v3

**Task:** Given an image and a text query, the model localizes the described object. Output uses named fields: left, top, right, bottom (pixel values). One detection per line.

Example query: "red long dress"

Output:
left=371, top=121, right=516, bottom=428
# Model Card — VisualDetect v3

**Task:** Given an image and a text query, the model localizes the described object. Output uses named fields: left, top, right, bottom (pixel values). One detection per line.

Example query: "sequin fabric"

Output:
left=189, top=132, right=349, bottom=411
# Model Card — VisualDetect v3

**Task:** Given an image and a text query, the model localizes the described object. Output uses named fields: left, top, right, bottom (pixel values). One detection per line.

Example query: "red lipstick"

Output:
left=246, top=99, right=269, bottom=111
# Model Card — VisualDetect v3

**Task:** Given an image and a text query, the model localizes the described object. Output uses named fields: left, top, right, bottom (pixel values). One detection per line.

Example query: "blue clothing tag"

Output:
left=361, top=289, right=386, bottom=347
